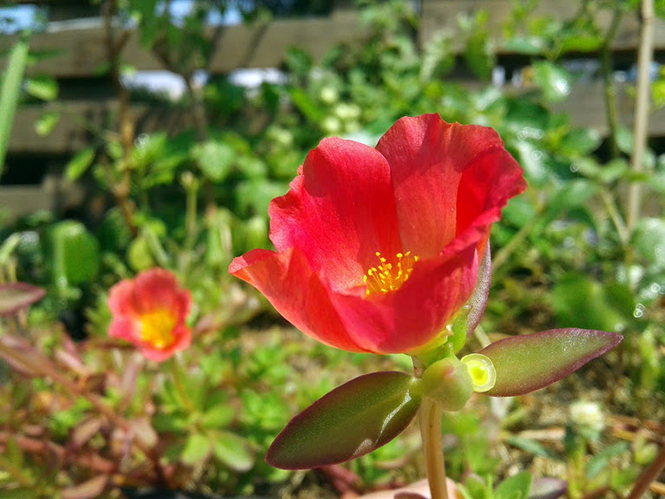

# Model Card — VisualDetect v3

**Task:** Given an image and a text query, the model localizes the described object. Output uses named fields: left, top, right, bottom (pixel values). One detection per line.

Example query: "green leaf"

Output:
left=501, top=36, right=547, bottom=55
left=632, top=218, right=665, bottom=270
left=24, top=76, right=58, bottom=101
left=290, top=87, right=325, bottom=123
left=201, top=405, right=235, bottom=430
left=506, top=436, right=555, bottom=459
left=65, top=148, right=95, bottom=181
left=0, top=283, right=45, bottom=316
left=192, top=140, right=235, bottom=183
left=181, top=433, right=211, bottom=465
left=212, top=431, right=254, bottom=472
left=552, top=274, right=633, bottom=331
left=615, top=126, right=633, bottom=154
left=481, top=329, right=622, bottom=397
left=0, top=36, right=29, bottom=177
left=586, top=442, right=629, bottom=479
left=495, top=471, right=532, bottom=499
left=266, top=371, right=422, bottom=469
left=35, top=112, right=60, bottom=136
left=559, top=128, right=601, bottom=156
left=48, top=221, right=100, bottom=287
left=532, top=61, right=571, bottom=102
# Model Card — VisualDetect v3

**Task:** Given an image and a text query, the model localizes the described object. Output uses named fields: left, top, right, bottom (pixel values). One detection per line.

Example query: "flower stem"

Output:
left=419, top=397, right=448, bottom=499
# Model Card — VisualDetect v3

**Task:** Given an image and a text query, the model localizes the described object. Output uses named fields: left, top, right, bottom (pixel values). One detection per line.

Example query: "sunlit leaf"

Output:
left=212, top=431, right=254, bottom=472
left=25, top=76, right=58, bottom=101
left=35, top=112, right=60, bottom=137
left=266, top=371, right=422, bottom=469
left=181, top=433, right=211, bottom=465
left=192, top=140, right=235, bottom=183
left=532, top=61, right=571, bottom=102
left=495, top=471, right=531, bottom=499
left=481, top=329, right=622, bottom=397
left=65, top=148, right=95, bottom=181
left=0, top=283, right=46, bottom=316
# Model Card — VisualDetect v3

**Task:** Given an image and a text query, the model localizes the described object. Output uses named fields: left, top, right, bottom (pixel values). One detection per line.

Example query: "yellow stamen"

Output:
left=140, top=309, right=177, bottom=349
left=363, top=251, right=419, bottom=297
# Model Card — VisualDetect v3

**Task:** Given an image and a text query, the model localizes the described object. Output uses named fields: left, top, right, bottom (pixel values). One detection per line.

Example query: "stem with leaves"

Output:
left=103, top=0, right=138, bottom=238
left=0, top=338, right=168, bottom=486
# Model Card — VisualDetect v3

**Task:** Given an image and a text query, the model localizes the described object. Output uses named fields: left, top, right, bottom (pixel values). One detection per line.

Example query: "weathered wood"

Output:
left=3, top=0, right=661, bottom=79
left=0, top=9, right=369, bottom=78
left=8, top=81, right=665, bottom=156
left=8, top=101, right=196, bottom=154
left=419, top=0, right=665, bottom=53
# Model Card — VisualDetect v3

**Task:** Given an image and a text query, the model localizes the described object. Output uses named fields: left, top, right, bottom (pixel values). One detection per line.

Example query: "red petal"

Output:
left=230, top=248, right=370, bottom=352
left=133, top=269, right=189, bottom=314
left=108, top=317, right=140, bottom=343
left=269, top=138, right=401, bottom=291
left=376, top=114, right=526, bottom=258
left=331, top=244, right=478, bottom=353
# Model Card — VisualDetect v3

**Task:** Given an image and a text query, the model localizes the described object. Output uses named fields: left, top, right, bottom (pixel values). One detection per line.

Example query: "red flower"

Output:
left=108, top=269, right=192, bottom=362
left=230, top=114, right=526, bottom=354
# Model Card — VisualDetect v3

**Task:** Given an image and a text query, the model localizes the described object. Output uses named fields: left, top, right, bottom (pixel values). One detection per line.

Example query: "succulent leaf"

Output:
left=480, top=328, right=622, bottom=397
left=266, top=371, right=422, bottom=469
left=0, top=283, right=46, bottom=316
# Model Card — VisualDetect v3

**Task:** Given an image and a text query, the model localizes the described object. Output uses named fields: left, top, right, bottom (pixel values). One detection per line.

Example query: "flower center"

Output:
left=363, top=251, right=419, bottom=296
left=140, top=309, right=177, bottom=349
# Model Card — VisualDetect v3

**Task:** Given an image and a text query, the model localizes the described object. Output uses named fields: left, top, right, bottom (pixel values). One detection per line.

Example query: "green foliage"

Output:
left=1, top=0, right=665, bottom=496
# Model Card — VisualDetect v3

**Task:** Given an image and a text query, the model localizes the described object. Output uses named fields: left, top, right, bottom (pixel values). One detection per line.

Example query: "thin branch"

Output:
left=626, top=441, right=665, bottom=499
left=626, top=0, right=655, bottom=235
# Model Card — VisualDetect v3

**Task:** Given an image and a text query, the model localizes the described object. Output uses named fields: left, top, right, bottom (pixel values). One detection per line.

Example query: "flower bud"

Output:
left=421, top=357, right=473, bottom=412
left=460, top=353, right=496, bottom=393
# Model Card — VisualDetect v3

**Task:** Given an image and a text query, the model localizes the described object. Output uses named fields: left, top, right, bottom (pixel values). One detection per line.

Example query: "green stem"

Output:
left=419, top=398, right=448, bottom=499
left=0, top=453, right=33, bottom=487
left=600, top=7, right=623, bottom=159
left=168, top=356, right=195, bottom=413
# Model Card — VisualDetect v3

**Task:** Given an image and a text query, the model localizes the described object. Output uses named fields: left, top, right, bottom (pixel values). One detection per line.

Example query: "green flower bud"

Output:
left=460, top=353, right=496, bottom=393
left=421, top=357, right=474, bottom=412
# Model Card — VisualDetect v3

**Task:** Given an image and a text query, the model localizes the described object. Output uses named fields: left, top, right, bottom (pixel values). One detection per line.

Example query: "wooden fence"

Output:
left=2, top=0, right=665, bottom=216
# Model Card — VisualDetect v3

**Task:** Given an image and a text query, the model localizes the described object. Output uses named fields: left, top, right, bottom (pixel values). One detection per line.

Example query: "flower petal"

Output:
left=269, top=138, right=401, bottom=291
left=229, top=248, right=370, bottom=352
left=376, top=114, right=526, bottom=258
left=331, top=244, right=479, bottom=353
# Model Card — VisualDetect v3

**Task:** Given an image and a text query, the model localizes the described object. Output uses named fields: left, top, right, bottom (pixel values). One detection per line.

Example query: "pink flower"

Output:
left=108, top=269, right=192, bottom=362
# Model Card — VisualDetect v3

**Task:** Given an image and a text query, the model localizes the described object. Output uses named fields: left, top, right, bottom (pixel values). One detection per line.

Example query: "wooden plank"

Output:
left=9, top=81, right=665, bottom=155
left=419, top=0, right=665, bottom=53
left=0, top=10, right=369, bottom=78
left=8, top=101, right=195, bottom=154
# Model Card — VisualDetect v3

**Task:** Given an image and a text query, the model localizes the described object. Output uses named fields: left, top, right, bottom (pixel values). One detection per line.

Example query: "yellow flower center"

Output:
left=140, top=309, right=177, bottom=349
left=363, top=251, right=419, bottom=297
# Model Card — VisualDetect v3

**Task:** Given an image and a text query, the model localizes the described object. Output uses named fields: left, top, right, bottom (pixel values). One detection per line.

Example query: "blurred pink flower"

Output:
left=108, top=269, right=191, bottom=361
